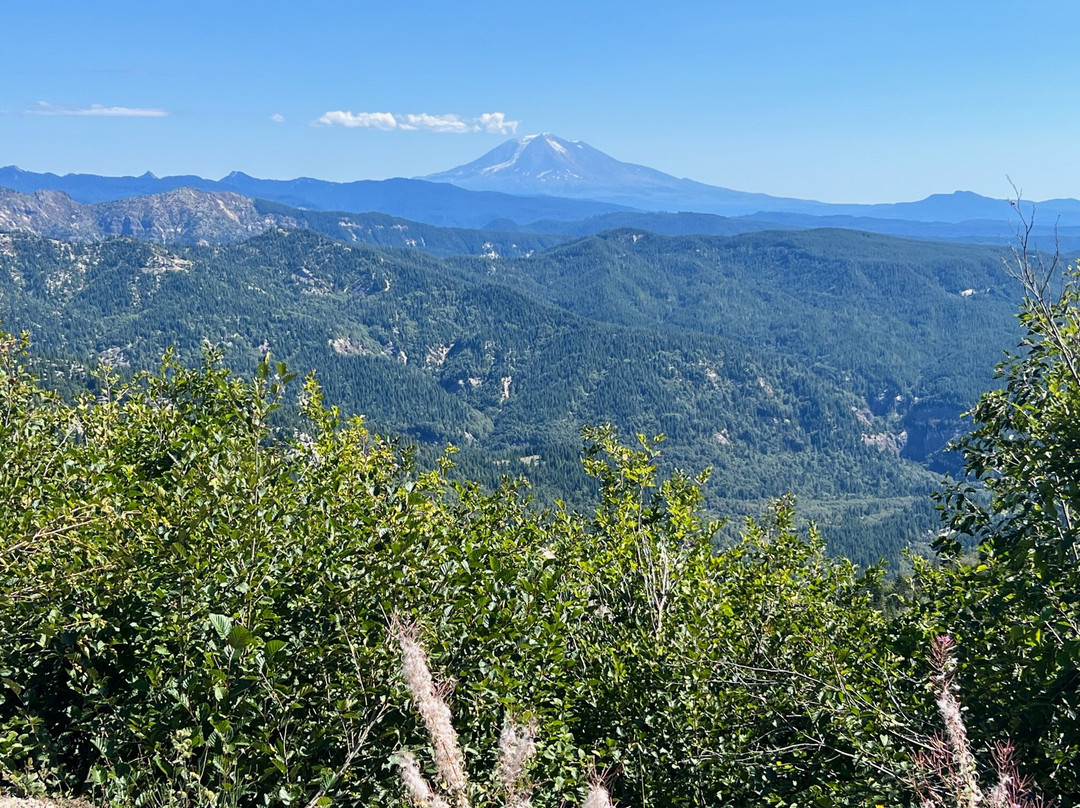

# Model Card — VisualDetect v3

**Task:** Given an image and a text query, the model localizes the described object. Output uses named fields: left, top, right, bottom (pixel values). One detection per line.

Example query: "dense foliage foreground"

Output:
left=1, top=263, right=1078, bottom=807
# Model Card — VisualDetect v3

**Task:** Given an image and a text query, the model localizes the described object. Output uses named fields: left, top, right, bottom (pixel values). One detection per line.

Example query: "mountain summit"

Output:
left=423, top=134, right=820, bottom=215
left=422, top=133, right=689, bottom=198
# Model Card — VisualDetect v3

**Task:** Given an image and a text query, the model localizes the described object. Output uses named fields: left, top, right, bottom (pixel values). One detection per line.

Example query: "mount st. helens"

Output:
left=423, top=133, right=812, bottom=215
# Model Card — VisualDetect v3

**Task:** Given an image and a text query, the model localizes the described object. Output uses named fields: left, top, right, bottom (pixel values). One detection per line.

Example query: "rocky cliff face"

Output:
left=900, top=400, right=967, bottom=472
left=0, top=188, right=89, bottom=236
left=0, top=187, right=292, bottom=244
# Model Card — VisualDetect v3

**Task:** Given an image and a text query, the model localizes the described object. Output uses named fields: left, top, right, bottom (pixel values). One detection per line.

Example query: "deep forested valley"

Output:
left=0, top=222, right=1025, bottom=563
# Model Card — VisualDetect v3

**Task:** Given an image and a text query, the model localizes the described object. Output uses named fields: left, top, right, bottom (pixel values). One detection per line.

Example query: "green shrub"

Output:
left=912, top=258, right=1080, bottom=801
left=0, top=333, right=926, bottom=807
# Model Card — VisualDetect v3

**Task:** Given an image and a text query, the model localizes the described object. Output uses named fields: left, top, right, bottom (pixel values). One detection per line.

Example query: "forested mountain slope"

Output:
left=452, top=228, right=1020, bottom=461
left=0, top=227, right=1023, bottom=562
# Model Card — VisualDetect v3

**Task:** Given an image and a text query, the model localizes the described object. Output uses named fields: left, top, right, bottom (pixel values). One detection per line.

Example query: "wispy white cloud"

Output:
left=397, top=113, right=470, bottom=133
left=474, top=112, right=516, bottom=134
left=315, top=110, right=517, bottom=134
left=270, top=113, right=286, bottom=123
left=28, top=101, right=168, bottom=118
left=316, top=110, right=398, bottom=130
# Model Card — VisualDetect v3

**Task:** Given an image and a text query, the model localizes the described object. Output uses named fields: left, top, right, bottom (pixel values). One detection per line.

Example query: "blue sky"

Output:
left=3, top=1, right=1079, bottom=203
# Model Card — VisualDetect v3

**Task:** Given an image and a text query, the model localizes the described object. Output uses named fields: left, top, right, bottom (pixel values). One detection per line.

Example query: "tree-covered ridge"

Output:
left=250, top=200, right=565, bottom=258
left=0, top=225, right=1027, bottom=561
left=464, top=228, right=1018, bottom=409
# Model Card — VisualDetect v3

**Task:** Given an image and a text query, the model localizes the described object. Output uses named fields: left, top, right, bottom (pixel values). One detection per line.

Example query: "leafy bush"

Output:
left=0, top=331, right=936, bottom=807
left=0, top=338, right=417, bottom=805
left=914, top=258, right=1080, bottom=802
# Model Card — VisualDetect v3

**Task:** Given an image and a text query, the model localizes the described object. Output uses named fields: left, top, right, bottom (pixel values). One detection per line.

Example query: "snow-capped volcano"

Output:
left=421, top=134, right=818, bottom=215
left=423, top=134, right=690, bottom=197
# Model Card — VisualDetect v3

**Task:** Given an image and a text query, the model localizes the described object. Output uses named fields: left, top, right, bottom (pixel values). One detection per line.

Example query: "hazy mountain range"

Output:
left=2, top=134, right=1076, bottom=252
left=422, top=133, right=1077, bottom=227
left=0, top=164, right=630, bottom=230
left=0, top=187, right=565, bottom=257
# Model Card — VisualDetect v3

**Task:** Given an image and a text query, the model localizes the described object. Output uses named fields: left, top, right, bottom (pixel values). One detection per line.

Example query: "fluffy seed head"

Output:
left=496, top=717, right=537, bottom=808
left=392, top=615, right=470, bottom=804
left=398, top=751, right=451, bottom=808
left=581, top=783, right=614, bottom=808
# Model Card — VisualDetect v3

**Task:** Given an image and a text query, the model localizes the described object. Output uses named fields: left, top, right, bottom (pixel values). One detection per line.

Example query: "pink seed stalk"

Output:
left=392, top=616, right=471, bottom=808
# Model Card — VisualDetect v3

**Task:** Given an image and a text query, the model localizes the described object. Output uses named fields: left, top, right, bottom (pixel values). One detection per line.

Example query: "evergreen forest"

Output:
left=0, top=226, right=1029, bottom=563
